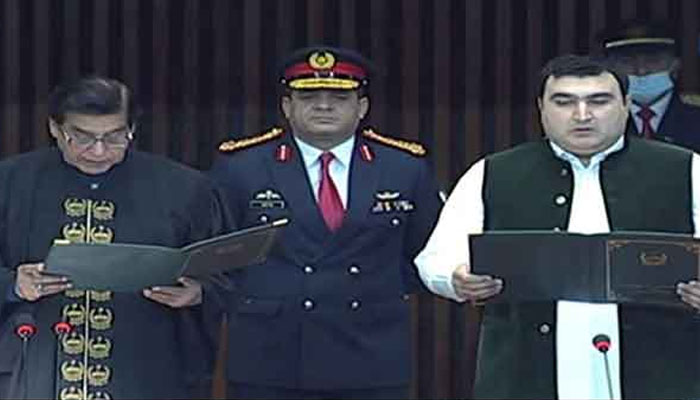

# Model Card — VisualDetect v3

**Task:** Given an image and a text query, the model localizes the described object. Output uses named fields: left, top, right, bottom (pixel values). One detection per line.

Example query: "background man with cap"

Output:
left=600, top=19, right=700, bottom=151
left=209, top=46, right=441, bottom=399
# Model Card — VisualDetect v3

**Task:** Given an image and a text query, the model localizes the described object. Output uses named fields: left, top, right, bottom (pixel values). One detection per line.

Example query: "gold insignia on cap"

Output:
left=90, top=226, right=114, bottom=244
left=92, top=201, right=115, bottom=221
left=63, top=303, right=86, bottom=326
left=90, top=290, right=112, bottom=302
left=62, top=332, right=86, bottom=355
left=218, top=127, right=283, bottom=152
left=64, top=198, right=88, bottom=218
left=89, top=336, right=112, bottom=359
left=89, top=307, right=114, bottom=331
left=308, top=51, right=336, bottom=70
left=62, top=222, right=87, bottom=243
left=87, top=364, right=111, bottom=387
left=88, top=391, right=112, bottom=400
left=61, top=360, right=85, bottom=382
left=60, top=386, right=84, bottom=400
left=362, top=128, right=427, bottom=156
left=288, top=77, right=360, bottom=90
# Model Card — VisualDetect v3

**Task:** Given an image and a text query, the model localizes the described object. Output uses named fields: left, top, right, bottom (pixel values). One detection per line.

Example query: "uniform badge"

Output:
left=87, top=364, right=111, bottom=386
left=89, top=336, right=112, bottom=359
left=64, top=198, right=88, bottom=218
left=249, top=189, right=286, bottom=209
left=359, top=144, right=374, bottom=162
left=90, top=290, right=112, bottom=302
left=276, top=144, right=292, bottom=162
left=61, top=360, right=85, bottom=382
left=89, top=307, right=114, bottom=331
left=62, top=222, right=87, bottom=243
left=309, top=51, right=336, bottom=70
left=88, top=391, right=112, bottom=400
left=92, top=201, right=116, bottom=221
left=62, top=331, right=85, bottom=355
left=371, top=191, right=415, bottom=213
left=63, top=303, right=86, bottom=326
left=90, top=225, right=114, bottom=244
left=60, top=386, right=84, bottom=400
left=64, top=289, right=86, bottom=299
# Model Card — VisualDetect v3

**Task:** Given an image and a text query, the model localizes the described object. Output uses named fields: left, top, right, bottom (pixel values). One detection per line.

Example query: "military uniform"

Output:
left=600, top=21, right=700, bottom=152
left=209, top=126, right=440, bottom=395
left=628, top=93, right=700, bottom=152
left=0, top=147, right=231, bottom=399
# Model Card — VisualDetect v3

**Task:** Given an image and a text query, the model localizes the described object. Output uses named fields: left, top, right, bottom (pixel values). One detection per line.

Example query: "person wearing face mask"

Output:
left=600, top=20, right=700, bottom=152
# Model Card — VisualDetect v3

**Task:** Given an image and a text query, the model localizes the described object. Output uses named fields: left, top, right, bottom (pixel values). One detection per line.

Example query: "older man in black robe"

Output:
left=0, top=77, right=231, bottom=399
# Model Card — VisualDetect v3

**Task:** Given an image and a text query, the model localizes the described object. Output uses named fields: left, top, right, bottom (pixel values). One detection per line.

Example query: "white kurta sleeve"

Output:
left=414, top=158, right=486, bottom=302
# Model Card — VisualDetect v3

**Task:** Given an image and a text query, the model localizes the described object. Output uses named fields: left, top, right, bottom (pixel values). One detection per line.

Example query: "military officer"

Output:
left=209, top=46, right=442, bottom=399
left=600, top=20, right=700, bottom=151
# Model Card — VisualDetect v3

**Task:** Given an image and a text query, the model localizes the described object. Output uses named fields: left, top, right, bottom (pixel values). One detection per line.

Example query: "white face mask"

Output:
left=627, top=71, right=674, bottom=105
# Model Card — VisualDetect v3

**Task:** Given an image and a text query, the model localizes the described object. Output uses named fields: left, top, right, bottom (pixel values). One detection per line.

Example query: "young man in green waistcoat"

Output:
left=416, top=54, right=700, bottom=399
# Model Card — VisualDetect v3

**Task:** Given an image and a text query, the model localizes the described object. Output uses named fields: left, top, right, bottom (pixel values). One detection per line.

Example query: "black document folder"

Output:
left=470, top=231, right=700, bottom=306
left=44, top=218, right=288, bottom=291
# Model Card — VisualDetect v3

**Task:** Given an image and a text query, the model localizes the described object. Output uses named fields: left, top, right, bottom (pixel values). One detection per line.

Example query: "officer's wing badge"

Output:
left=372, top=190, right=415, bottom=213
left=250, top=189, right=286, bottom=209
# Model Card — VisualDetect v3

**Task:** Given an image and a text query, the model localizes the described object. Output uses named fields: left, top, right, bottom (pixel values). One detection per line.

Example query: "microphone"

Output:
left=592, top=333, right=614, bottom=400
left=7, top=313, right=37, bottom=398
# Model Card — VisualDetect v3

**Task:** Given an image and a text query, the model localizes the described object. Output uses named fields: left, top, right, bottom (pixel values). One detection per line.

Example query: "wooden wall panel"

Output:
left=1, top=1, right=698, bottom=398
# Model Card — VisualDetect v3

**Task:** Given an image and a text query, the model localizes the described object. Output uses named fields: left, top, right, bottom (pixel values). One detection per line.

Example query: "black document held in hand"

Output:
left=470, top=230, right=700, bottom=306
left=45, top=218, right=289, bottom=292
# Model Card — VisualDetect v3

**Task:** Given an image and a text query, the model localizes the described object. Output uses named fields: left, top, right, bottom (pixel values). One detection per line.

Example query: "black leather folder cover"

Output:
left=470, top=231, right=699, bottom=306
left=45, top=219, right=288, bottom=291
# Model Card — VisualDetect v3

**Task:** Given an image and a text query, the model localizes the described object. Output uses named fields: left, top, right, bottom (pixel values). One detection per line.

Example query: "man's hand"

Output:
left=677, top=280, right=700, bottom=310
left=142, top=277, right=202, bottom=308
left=15, top=262, right=71, bottom=301
left=452, top=264, right=503, bottom=303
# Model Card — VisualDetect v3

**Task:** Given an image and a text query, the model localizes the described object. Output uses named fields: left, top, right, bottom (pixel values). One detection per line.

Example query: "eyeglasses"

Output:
left=61, top=124, right=134, bottom=148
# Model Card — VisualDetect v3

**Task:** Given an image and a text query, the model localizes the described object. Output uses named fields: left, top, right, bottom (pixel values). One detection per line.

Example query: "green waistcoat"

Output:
left=474, top=136, right=700, bottom=399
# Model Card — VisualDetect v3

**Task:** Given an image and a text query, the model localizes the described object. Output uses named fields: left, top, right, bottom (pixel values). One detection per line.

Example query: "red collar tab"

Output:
left=360, top=144, right=374, bottom=162
left=276, top=144, right=292, bottom=162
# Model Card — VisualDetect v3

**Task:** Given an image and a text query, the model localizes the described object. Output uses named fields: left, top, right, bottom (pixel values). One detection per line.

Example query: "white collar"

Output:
left=294, top=134, right=356, bottom=169
left=548, top=135, right=625, bottom=169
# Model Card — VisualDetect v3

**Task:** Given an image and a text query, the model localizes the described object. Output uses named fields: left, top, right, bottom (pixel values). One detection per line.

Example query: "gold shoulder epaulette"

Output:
left=362, top=128, right=426, bottom=156
left=681, top=93, right=700, bottom=107
left=218, top=127, right=283, bottom=152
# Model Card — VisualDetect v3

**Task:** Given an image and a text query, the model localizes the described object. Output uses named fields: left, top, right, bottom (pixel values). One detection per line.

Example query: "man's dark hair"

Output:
left=48, top=76, right=138, bottom=125
left=538, top=54, right=629, bottom=99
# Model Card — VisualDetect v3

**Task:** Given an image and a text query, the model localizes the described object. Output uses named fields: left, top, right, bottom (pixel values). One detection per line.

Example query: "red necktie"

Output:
left=318, top=152, right=345, bottom=232
left=636, top=106, right=656, bottom=138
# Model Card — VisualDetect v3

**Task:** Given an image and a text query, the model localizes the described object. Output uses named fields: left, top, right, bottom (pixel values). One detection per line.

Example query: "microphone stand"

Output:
left=53, top=321, right=72, bottom=400
left=8, top=313, right=37, bottom=399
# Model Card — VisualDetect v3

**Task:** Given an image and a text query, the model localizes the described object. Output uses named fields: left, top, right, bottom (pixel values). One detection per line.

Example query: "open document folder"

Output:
left=470, top=230, right=700, bottom=306
left=45, top=218, right=289, bottom=291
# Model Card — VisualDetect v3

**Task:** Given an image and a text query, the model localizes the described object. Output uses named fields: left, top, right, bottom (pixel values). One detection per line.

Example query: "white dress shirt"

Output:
left=415, top=136, right=700, bottom=399
left=294, top=135, right=355, bottom=209
left=630, top=91, right=673, bottom=134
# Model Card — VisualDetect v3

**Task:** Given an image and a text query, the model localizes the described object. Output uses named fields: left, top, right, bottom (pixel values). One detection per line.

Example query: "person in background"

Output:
left=600, top=20, right=700, bottom=151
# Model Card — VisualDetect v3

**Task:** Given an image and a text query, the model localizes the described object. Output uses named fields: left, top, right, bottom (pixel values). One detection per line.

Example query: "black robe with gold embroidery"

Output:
left=0, top=147, right=231, bottom=399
